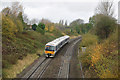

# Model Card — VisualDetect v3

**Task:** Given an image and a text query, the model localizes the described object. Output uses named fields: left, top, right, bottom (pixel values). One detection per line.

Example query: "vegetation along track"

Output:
left=18, top=36, right=82, bottom=79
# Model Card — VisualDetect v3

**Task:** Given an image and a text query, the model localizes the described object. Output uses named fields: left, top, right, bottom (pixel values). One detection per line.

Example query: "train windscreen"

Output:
left=45, top=46, right=55, bottom=51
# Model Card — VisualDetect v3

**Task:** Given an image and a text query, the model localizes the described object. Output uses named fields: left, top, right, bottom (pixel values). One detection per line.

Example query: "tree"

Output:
left=2, top=15, right=18, bottom=38
left=11, top=2, right=23, bottom=17
left=61, top=20, right=64, bottom=25
left=2, top=7, right=11, bottom=16
left=75, top=26, right=80, bottom=34
left=59, top=20, right=62, bottom=24
left=95, top=0, right=115, bottom=17
left=36, top=23, right=45, bottom=34
left=38, top=23, right=45, bottom=30
left=70, top=19, right=84, bottom=27
left=89, top=17, right=95, bottom=26
left=69, top=19, right=84, bottom=34
left=40, top=18, right=51, bottom=24
left=23, top=13, right=29, bottom=24
left=30, top=18, right=38, bottom=25
left=32, top=24, right=37, bottom=31
left=65, top=20, right=67, bottom=26
left=94, top=14, right=116, bottom=39
left=36, top=26, right=45, bottom=35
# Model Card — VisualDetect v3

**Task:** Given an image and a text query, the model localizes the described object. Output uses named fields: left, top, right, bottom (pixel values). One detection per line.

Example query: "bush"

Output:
left=32, top=24, right=37, bottom=31
left=36, top=27, right=45, bottom=35
left=38, top=23, right=45, bottom=30
left=94, top=14, right=117, bottom=39
left=80, top=33, right=98, bottom=47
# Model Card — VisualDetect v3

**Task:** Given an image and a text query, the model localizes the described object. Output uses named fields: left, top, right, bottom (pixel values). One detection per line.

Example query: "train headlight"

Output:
left=52, top=51, right=55, bottom=54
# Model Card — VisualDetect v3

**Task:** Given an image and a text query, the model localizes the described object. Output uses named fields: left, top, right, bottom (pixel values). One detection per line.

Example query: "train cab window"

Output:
left=45, top=46, right=55, bottom=51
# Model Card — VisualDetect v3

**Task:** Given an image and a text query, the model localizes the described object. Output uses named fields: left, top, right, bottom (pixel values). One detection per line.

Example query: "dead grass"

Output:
left=70, top=35, right=81, bottom=39
left=3, top=53, right=39, bottom=78
left=36, top=49, right=44, bottom=56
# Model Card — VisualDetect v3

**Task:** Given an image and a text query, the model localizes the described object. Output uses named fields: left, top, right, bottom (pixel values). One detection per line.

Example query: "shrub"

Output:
left=80, top=33, right=98, bottom=47
left=36, top=27, right=45, bottom=35
left=94, top=14, right=117, bottom=39
left=32, top=24, right=37, bottom=31
left=38, top=23, right=45, bottom=30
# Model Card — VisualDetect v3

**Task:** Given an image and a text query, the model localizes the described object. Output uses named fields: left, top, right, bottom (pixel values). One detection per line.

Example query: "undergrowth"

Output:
left=79, top=30, right=118, bottom=78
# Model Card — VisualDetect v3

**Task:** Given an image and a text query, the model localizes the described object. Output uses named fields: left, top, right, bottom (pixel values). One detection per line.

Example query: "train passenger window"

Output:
left=56, top=47, right=57, bottom=50
left=61, top=42, right=62, bottom=45
left=58, top=44, right=60, bottom=48
left=65, top=39, right=67, bottom=41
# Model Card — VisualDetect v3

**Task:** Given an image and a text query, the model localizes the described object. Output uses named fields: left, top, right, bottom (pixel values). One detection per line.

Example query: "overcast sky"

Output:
left=1, top=0, right=119, bottom=24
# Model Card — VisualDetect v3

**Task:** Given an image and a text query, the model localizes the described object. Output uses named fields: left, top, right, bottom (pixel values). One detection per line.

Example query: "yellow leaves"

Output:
left=45, top=26, right=48, bottom=31
left=89, top=43, right=102, bottom=65
left=91, top=52, right=101, bottom=64
left=100, top=69, right=117, bottom=78
left=49, top=26, right=54, bottom=32
left=2, top=15, right=18, bottom=38
left=89, top=39, right=118, bottom=78
left=91, top=63, right=94, bottom=67
left=45, top=24, right=55, bottom=32
left=80, top=32, right=118, bottom=78
left=16, top=19, right=23, bottom=32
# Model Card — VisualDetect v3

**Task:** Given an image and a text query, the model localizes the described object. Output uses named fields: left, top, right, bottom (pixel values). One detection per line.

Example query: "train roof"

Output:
left=46, top=35, right=70, bottom=46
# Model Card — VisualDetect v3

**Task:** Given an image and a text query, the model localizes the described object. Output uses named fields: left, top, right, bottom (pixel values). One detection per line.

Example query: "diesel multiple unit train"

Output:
left=44, top=35, right=70, bottom=57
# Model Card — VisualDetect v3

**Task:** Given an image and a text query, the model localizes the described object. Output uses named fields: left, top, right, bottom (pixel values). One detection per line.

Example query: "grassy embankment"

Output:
left=78, top=30, right=118, bottom=78
left=3, top=30, right=63, bottom=78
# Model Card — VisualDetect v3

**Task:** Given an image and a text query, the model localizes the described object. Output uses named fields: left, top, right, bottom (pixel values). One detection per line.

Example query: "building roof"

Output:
left=46, top=35, right=69, bottom=46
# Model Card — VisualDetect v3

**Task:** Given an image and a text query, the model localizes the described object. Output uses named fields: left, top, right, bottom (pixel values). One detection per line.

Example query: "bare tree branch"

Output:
left=95, top=0, right=115, bottom=17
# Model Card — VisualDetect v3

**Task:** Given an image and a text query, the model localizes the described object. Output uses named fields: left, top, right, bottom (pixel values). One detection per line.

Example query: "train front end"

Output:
left=44, top=45, right=55, bottom=57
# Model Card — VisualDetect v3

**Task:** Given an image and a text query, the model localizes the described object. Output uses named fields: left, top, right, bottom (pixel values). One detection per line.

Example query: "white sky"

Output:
left=1, top=0, right=119, bottom=24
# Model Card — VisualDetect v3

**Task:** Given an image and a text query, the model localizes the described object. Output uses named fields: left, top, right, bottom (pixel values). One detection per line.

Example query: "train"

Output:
left=44, top=35, right=70, bottom=57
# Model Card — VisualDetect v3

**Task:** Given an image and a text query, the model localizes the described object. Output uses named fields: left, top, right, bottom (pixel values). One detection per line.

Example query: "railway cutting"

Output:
left=18, top=36, right=82, bottom=79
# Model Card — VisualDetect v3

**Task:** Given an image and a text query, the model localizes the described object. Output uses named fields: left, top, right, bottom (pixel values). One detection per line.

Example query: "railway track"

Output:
left=21, top=57, right=52, bottom=79
left=58, top=37, right=81, bottom=78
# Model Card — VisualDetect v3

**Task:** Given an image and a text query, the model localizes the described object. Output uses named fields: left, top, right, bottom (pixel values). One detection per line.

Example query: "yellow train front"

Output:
left=44, top=35, right=70, bottom=58
left=44, top=46, right=56, bottom=57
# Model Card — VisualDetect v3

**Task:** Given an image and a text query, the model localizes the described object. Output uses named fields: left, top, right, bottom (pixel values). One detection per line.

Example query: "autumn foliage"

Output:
left=79, top=29, right=118, bottom=78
